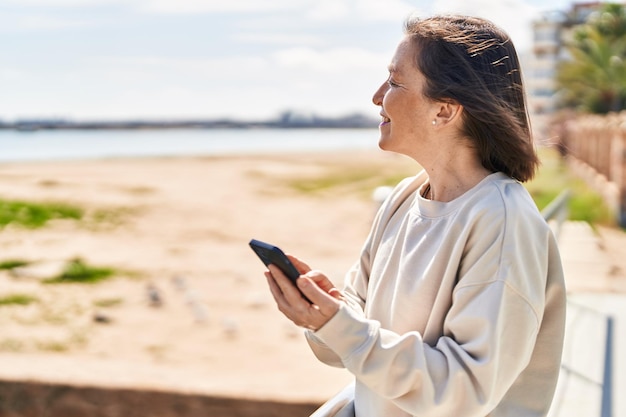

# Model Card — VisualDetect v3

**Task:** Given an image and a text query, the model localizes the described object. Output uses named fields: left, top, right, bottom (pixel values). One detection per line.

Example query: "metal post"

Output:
left=600, top=316, right=614, bottom=417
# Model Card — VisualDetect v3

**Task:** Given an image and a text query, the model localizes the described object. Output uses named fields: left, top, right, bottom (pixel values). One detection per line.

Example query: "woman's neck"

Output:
left=421, top=148, right=491, bottom=202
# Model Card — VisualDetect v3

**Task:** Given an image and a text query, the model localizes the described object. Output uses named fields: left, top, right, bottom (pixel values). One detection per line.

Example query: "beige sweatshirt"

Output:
left=306, top=171, right=566, bottom=417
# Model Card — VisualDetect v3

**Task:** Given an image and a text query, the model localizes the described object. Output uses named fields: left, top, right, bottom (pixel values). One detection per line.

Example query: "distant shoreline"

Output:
left=0, top=112, right=378, bottom=132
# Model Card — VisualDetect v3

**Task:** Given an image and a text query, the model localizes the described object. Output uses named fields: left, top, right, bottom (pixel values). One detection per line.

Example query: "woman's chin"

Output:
left=377, top=136, right=393, bottom=151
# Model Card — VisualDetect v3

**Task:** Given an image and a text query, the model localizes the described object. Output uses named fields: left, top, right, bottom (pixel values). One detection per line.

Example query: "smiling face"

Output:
left=372, top=37, right=440, bottom=160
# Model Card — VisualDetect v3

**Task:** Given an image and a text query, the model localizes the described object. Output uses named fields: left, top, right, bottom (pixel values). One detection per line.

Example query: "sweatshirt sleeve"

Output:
left=304, top=176, right=414, bottom=367
left=304, top=240, right=371, bottom=367
left=312, top=280, right=540, bottom=416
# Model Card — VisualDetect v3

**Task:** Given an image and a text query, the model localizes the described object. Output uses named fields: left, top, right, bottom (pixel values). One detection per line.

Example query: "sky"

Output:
left=0, top=0, right=580, bottom=121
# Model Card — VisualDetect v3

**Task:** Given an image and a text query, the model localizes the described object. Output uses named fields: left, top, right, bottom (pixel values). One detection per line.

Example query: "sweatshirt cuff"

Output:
left=313, top=304, right=379, bottom=362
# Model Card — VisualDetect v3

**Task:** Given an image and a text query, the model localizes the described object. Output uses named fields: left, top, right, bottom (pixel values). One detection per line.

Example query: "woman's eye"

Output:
left=387, top=78, right=399, bottom=87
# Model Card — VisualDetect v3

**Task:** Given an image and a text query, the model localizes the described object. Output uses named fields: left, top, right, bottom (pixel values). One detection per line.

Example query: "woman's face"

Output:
left=372, top=37, right=439, bottom=159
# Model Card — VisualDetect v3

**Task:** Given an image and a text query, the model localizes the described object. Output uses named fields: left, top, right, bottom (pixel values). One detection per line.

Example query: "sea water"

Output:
left=0, top=128, right=379, bottom=162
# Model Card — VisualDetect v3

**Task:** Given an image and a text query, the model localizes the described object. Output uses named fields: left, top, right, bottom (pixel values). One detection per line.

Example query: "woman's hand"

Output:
left=265, top=255, right=343, bottom=331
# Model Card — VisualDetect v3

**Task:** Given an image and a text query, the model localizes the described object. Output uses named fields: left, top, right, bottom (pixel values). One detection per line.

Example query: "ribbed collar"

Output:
left=413, top=171, right=510, bottom=218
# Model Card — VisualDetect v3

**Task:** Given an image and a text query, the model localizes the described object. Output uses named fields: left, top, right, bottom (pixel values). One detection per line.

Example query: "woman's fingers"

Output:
left=266, top=265, right=340, bottom=331
left=286, top=254, right=312, bottom=274
left=297, top=277, right=341, bottom=322
left=303, top=271, right=343, bottom=299
left=267, top=264, right=305, bottom=302
left=265, top=271, right=286, bottom=302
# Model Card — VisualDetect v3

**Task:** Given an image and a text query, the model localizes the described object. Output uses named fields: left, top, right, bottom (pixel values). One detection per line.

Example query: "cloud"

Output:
left=351, top=0, right=421, bottom=22
left=0, top=47, right=383, bottom=120
left=0, top=14, right=95, bottom=31
left=306, top=1, right=351, bottom=21
left=2, top=0, right=297, bottom=14
left=0, top=68, right=24, bottom=82
left=2, top=0, right=123, bottom=6
left=232, top=32, right=325, bottom=47
left=0, top=1, right=119, bottom=33
left=431, top=0, right=540, bottom=52
left=306, top=0, right=418, bottom=22
left=273, top=47, right=387, bottom=73
left=137, top=0, right=298, bottom=14
left=138, top=0, right=417, bottom=21
left=88, top=55, right=272, bottom=84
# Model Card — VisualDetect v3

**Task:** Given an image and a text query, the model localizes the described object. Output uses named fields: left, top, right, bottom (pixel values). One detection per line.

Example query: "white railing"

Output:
left=541, top=188, right=571, bottom=241
left=542, top=189, right=614, bottom=417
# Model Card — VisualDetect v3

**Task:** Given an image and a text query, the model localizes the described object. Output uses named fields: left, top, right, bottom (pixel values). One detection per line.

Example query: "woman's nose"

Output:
left=372, top=82, right=388, bottom=106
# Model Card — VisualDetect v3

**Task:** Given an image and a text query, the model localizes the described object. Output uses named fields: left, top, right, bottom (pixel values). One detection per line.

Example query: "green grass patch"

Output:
left=0, top=338, right=24, bottom=352
left=526, top=147, right=615, bottom=225
left=0, top=259, right=30, bottom=270
left=84, top=207, right=136, bottom=230
left=36, top=340, right=70, bottom=352
left=0, top=197, right=136, bottom=231
left=284, top=162, right=416, bottom=198
left=0, top=294, right=38, bottom=307
left=93, top=297, right=124, bottom=308
left=43, top=258, right=116, bottom=284
left=0, top=198, right=83, bottom=229
left=287, top=167, right=382, bottom=194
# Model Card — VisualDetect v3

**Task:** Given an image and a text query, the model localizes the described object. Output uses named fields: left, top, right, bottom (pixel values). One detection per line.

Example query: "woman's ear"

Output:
left=433, top=100, right=463, bottom=127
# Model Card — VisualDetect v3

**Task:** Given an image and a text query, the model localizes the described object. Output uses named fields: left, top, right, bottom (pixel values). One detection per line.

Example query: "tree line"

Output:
left=557, top=3, right=626, bottom=114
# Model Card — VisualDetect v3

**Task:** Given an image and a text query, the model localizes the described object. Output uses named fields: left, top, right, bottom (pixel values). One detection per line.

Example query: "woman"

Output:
left=265, top=15, right=566, bottom=417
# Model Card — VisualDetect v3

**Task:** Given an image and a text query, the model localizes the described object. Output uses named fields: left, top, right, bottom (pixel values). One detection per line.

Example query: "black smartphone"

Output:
left=249, top=239, right=310, bottom=302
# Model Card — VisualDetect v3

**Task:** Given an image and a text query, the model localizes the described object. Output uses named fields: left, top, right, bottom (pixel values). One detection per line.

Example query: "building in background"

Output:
left=527, top=2, right=601, bottom=139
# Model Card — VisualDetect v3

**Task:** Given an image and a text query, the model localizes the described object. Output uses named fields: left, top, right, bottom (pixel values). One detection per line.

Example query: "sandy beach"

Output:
left=0, top=149, right=418, bottom=404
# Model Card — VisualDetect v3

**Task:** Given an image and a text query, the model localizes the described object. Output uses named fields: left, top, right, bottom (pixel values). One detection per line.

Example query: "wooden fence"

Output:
left=553, top=112, right=626, bottom=227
